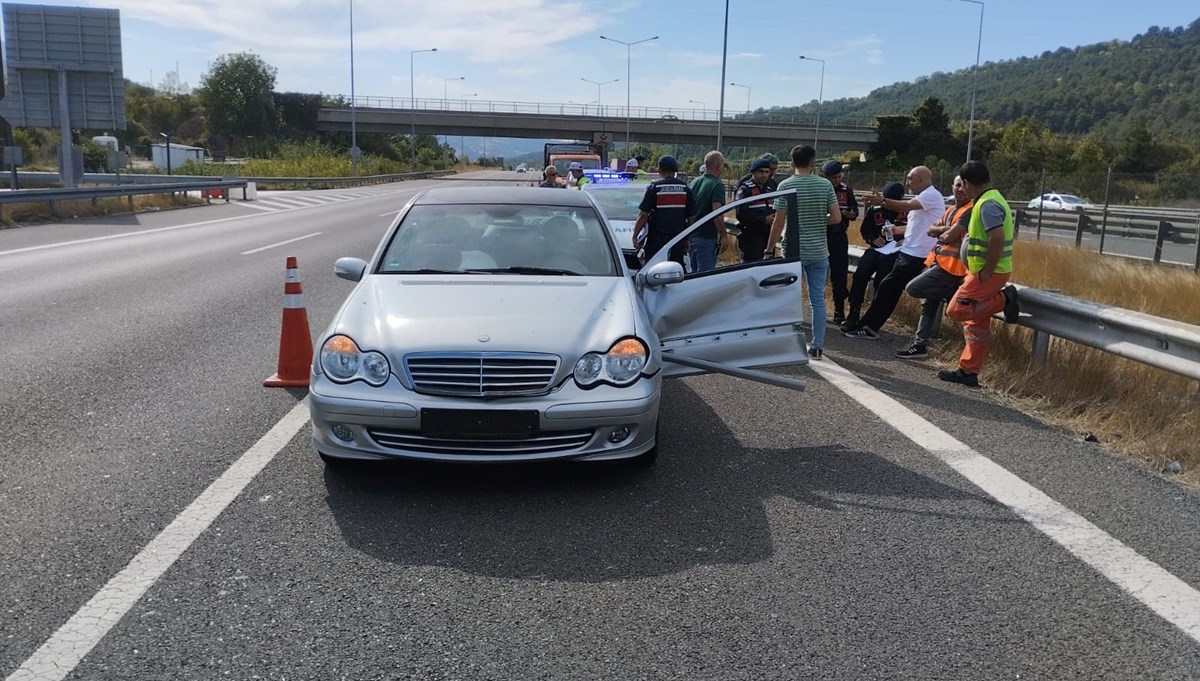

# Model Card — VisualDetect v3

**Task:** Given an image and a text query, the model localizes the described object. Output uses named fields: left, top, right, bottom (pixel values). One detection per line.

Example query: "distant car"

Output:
left=516, top=163, right=528, bottom=173
left=1028, top=193, right=1093, bottom=212
left=581, top=172, right=656, bottom=269
left=308, top=186, right=810, bottom=466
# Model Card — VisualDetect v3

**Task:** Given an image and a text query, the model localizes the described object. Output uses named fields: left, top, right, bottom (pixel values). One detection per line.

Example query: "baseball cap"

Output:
left=625, top=158, right=638, bottom=168
left=821, top=160, right=844, bottom=177
left=882, top=181, right=905, bottom=200
left=569, top=162, right=583, bottom=171
left=750, top=159, right=772, bottom=173
left=657, top=155, right=678, bottom=172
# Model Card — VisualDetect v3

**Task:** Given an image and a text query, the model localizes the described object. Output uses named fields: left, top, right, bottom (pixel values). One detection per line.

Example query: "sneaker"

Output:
left=895, top=344, right=929, bottom=359
left=831, top=312, right=846, bottom=326
left=1002, top=285, right=1021, bottom=323
left=843, top=326, right=879, bottom=340
left=808, top=346, right=823, bottom=360
left=937, top=368, right=979, bottom=387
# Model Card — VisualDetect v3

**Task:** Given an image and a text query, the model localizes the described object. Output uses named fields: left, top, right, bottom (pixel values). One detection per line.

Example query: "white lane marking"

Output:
left=5, top=402, right=310, bottom=681
left=240, top=232, right=322, bottom=255
left=809, top=358, right=1200, bottom=644
left=0, top=188, right=419, bottom=258
left=232, top=201, right=281, bottom=212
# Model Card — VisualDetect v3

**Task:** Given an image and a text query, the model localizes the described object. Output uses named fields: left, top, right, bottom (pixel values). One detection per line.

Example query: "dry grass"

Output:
left=840, top=222, right=1200, bottom=485
left=0, top=193, right=206, bottom=226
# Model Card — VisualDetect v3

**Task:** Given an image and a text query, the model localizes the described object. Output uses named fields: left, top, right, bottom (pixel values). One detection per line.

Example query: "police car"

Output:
left=580, top=170, right=654, bottom=269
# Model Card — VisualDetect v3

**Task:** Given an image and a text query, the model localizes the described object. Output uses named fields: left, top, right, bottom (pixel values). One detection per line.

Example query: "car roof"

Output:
left=413, top=186, right=597, bottom=207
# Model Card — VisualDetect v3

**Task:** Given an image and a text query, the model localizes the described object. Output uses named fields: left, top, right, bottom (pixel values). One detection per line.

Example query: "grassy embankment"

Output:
left=0, top=193, right=204, bottom=227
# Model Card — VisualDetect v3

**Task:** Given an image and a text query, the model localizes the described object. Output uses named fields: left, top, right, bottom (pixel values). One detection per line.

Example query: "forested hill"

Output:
left=759, top=19, right=1200, bottom=145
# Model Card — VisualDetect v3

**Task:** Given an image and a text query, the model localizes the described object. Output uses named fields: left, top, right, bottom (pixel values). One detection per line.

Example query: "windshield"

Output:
left=585, top=185, right=645, bottom=221
left=553, top=158, right=602, bottom=175
left=378, top=204, right=619, bottom=276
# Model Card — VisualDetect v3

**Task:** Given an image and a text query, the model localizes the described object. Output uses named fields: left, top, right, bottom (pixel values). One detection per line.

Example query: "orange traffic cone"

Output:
left=263, top=256, right=314, bottom=388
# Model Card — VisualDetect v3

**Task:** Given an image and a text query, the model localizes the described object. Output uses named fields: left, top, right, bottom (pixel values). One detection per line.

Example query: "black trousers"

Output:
left=859, top=252, right=928, bottom=332
left=645, top=233, right=688, bottom=267
left=737, top=226, right=771, bottom=263
left=826, top=229, right=849, bottom=307
left=848, top=249, right=898, bottom=313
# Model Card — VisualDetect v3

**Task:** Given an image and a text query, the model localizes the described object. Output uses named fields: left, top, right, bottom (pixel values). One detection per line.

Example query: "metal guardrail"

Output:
left=0, top=180, right=249, bottom=210
left=847, top=246, right=1200, bottom=382
left=11, top=170, right=456, bottom=188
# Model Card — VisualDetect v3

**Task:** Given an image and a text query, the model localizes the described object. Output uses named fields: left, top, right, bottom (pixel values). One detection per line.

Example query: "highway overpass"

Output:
left=315, top=106, right=877, bottom=152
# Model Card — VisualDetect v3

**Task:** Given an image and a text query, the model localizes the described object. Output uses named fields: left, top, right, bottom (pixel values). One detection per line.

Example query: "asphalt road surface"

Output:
left=2, top=172, right=1198, bottom=680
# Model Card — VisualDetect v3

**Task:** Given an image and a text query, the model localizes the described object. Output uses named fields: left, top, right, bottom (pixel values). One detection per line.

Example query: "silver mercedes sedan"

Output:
left=308, top=186, right=809, bottom=465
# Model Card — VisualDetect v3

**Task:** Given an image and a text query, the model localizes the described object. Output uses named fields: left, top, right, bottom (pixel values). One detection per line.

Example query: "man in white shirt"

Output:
left=844, top=165, right=943, bottom=339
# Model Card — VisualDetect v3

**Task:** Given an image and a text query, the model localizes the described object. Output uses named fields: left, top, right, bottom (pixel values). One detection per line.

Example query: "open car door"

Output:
left=637, top=188, right=810, bottom=390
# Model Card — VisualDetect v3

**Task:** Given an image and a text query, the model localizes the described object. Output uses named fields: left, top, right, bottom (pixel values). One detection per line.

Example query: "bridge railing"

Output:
left=333, top=95, right=875, bottom=128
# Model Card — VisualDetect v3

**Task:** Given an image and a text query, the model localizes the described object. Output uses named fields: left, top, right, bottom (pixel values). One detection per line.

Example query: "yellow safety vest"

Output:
left=965, top=189, right=1014, bottom=275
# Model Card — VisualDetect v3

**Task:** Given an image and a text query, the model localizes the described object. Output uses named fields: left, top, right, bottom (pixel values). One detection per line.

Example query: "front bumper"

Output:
left=309, top=372, right=661, bottom=463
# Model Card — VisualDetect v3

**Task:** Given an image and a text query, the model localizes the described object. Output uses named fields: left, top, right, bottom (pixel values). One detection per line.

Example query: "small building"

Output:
left=151, top=143, right=205, bottom=170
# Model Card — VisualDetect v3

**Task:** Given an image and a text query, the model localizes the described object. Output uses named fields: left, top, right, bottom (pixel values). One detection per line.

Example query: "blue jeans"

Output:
left=802, top=257, right=830, bottom=349
left=689, top=237, right=719, bottom=273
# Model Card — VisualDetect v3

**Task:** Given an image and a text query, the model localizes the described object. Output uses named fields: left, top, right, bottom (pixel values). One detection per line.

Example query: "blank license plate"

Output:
left=420, top=409, right=539, bottom=439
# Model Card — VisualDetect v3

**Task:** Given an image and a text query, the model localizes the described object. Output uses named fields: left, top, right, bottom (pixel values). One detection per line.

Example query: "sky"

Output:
left=7, top=0, right=1199, bottom=115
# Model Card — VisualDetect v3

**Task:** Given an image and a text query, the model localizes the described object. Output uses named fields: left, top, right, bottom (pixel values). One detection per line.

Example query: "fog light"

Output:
left=607, top=426, right=631, bottom=444
left=331, top=424, right=356, bottom=442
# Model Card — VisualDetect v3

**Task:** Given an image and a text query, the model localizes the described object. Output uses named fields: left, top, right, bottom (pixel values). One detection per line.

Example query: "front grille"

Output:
left=368, top=428, right=595, bottom=456
left=405, top=353, right=560, bottom=397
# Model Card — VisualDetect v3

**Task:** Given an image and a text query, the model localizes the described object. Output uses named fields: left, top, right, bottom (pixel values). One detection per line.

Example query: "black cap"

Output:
left=882, top=181, right=905, bottom=200
left=750, top=159, right=772, bottom=173
left=657, top=155, right=678, bottom=172
left=821, top=160, right=844, bottom=177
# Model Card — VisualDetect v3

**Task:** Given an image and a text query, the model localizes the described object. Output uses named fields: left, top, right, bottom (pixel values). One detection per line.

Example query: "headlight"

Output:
left=320, top=335, right=391, bottom=387
left=574, top=338, right=648, bottom=387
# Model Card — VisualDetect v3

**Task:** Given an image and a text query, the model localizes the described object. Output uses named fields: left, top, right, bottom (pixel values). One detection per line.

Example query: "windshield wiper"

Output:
left=467, top=267, right=582, bottom=276
left=390, top=268, right=478, bottom=275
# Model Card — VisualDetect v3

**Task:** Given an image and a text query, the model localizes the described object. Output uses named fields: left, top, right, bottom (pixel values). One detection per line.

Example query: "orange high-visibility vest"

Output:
left=923, top=200, right=972, bottom=276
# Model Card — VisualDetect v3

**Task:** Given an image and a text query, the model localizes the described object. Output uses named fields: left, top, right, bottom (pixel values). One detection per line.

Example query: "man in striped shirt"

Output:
left=765, top=144, right=843, bottom=360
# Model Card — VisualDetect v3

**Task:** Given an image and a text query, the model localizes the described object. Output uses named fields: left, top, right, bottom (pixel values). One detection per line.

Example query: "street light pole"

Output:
left=599, top=35, right=658, bottom=154
left=443, top=76, right=464, bottom=107
left=953, top=0, right=985, bottom=162
left=410, top=47, right=437, bottom=172
left=349, top=0, right=358, bottom=177
left=799, top=56, right=826, bottom=153
left=729, top=82, right=751, bottom=114
left=581, top=77, right=618, bottom=117
left=717, top=0, right=729, bottom=151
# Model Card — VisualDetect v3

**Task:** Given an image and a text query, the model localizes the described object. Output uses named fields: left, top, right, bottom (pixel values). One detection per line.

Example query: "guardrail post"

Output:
left=1032, top=331, right=1051, bottom=367
left=1074, top=212, right=1089, bottom=248
left=1154, top=220, right=1169, bottom=264
left=1193, top=212, right=1200, bottom=272
left=1013, top=209, right=1024, bottom=238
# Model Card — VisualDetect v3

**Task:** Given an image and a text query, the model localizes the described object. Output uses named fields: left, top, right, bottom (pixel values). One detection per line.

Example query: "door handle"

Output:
left=759, top=273, right=798, bottom=288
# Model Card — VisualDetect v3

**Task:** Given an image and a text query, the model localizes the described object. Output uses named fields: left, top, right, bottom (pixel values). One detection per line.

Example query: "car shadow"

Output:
left=321, top=381, right=1011, bottom=583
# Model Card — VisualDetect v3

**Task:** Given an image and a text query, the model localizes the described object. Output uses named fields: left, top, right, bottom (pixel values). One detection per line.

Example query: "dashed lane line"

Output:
left=240, top=232, right=323, bottom=255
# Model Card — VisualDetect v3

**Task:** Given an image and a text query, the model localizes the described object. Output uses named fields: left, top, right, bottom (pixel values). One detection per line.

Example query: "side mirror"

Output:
left=334, top=257, right=368, bottom=282
left=640, top=260, right=685, bottom=289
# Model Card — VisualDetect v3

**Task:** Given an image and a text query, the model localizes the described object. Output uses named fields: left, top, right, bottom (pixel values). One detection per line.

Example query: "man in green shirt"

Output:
left=687, top=150, right=727, bottom=272
left=765, top=144, right=843, bottom=359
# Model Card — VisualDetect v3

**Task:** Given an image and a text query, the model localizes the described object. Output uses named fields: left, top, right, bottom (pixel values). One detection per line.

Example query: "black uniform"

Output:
left=826, top=180, right=859, bottom=320
left=734, top=177, right=774, bottom=263
left=638, top=177, right=695, bottom=266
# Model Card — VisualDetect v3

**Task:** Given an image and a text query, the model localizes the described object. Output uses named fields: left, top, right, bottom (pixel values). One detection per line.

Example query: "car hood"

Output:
left=331, top=275, right=638, bottom=359
left=608, top=219, right=636, bottom=251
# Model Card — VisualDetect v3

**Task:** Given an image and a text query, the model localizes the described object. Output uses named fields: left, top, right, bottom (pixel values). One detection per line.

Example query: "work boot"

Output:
left=831, top=301, right=846, bottom=326
left=841, top=306, right=860, bottom=332
left=937, top=368, right=979, bottom=387
left=1002, top=285, right=1021, bottom=323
